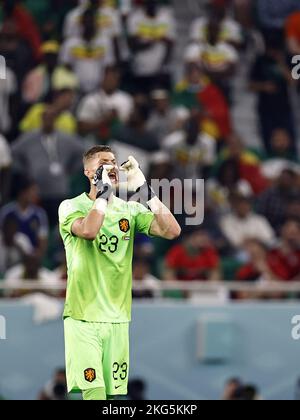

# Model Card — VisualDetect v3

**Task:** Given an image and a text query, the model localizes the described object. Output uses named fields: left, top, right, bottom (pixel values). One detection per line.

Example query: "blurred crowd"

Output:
left=1, top=0, right=300, bottom=299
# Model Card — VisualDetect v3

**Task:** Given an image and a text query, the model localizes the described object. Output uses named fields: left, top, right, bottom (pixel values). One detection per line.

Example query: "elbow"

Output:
left=82, top=230, right=97, bottom=241
left=166, top=225, right=181, bottom=240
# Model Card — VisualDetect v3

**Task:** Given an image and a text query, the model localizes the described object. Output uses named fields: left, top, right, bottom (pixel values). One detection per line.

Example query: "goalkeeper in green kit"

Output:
left=58, top=145, right=181, bottom=400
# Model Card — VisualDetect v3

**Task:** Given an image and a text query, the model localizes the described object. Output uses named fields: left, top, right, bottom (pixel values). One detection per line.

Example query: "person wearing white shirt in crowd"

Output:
left=147, top=89, right=189, bottom=140
left=60, top=7, right=115, bottom=94
left=0, top=134, right=12, bottom=206
left=190, top=2, right=242, bottom=48
left=185, top=40, right=238, bottom=78
left=162, top=113, right=217, bottom=182
left=63, top=0, right=122, bottom=62
left=132, top=258, right=161, bottom=299
left=127, top=0, right=176, bottom=92
left=220, top=192, right=275, bottom=250
left=4, top=254, right=60, bottom=298
left=77, top=65, right=133, bottom=140
left=186, top=17, right=238, bottom=101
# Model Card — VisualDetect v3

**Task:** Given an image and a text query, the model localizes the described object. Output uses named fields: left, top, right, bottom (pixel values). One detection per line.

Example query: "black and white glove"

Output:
left=93, top=165, right=113, bottom=201
left=120, top=156, right=156, bottom=202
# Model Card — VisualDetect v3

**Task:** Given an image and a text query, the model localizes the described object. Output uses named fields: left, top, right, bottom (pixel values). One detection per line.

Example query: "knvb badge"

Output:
left=0, top=315, right=6, bottom=340
left=0, top=55, right=6, bottom=80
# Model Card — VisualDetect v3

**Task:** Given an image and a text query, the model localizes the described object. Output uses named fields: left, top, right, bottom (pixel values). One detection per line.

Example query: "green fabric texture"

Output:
left=82, top=387, right=106, bottom=401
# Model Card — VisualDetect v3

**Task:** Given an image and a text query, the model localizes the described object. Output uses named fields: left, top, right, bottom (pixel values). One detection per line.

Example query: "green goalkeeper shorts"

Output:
left=64, top=317, right=129, bottom=395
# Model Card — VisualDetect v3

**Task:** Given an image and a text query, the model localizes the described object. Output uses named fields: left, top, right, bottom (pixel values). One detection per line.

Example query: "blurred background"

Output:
left=1, top=0, right=300, bottom=400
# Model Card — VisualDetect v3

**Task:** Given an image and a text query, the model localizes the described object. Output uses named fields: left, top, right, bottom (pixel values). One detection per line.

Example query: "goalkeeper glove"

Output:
left=120, top=156, right=156, bottom=202
left=93, top=165, right=113, bottom=201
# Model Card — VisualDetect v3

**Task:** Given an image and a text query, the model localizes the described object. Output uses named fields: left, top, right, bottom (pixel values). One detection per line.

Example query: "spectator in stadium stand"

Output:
left=221, top=377, right=243, bottom=400
left=60, top=7, right=115, bottom=94
left=236, top=238, right=286, bottom=282
left=269, top=219, right=300, bottom=281
left=22, top=41, right=79, bottom=105
left=235, top=236, right=299, bottom=300
left=0, top=178, right=48, bottom=272
left=127, top=378, right=147, bottom=401
left=190, top=1, right=243, bottom=48
left=206, top=157, right=253, bottom=215
left=147, top=88, right=189, bottom=141
left=231, top=384, right=261, bottom=401
left=172, top=62, right=231, bottom=141
left=77, top=65, right=133, bottom=143
left=175, top=189, right=229, bottom=256
left=38, top=368, right=68, bottom=401
left=285, top=197, right=300, bottom=225
left=126, top=0, right=176, bottom=93
left=256, top=0, right=299, bottom=39
left=257, top=129, right=300, bottom=183
left=259, top=128, right=299, bottom=163
left=187, top=3, right=240, bottom=102
left=249, top=34, right=297, bottom=155
left=63, top=0, right=122, bottom=63
left=110, top=102, right=160, bottom=176
left=185, top=22, right=239, bottom=103
left=256, top=168, right=300, bottom=233
left=0, top=134, right=12, bottom=206
left=132, top=258, right=160, bottom=299
left=20, top=86, right=78, bottom=135
left=220, top=192, right=275, bottom=250
left=0, top=205, right=22, bottom=275
left=0, top=0, right=42, bottom=61
left=211, top=133, right=269, bottom=196
left=3, top=254, right=59, bottom=298
left=232, top=0, right=254, bottom=32
left=12, top=106, right=84, bottom=227
left=0, top=19, right=33, bottom=85
left=162, top=111, right=217, bottom=181
left=163, top=229, right=221, bottom=282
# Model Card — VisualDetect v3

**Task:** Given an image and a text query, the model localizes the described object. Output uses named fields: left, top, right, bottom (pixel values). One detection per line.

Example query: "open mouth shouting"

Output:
left=107, top=169, right=118, bottom=185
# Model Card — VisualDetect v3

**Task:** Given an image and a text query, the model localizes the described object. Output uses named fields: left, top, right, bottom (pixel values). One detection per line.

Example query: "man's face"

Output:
left=233, top=198, right=251, bottom=218
left=103, top=69, right=120, bottom=93
left=53, top=90, right=75, bottom=112
left=153, top=97, right=169, bottom=113
left=0, top=20, right=18, bottom=51
left=23, top=185, right=39, bottom=205
left=186, top=230, right=210, bottom=250
left=271, top=129, right=290, bottom=152
left=281, top=221, right=300, bottom=248
left=145, top=0, right=158, bottom=17
left=186, top=63, right=202, bottom=85
left=42, top=107, right=57, bottom=134
left=278, top=170, right=296, bottom=190
left=84, top=152, right=119, bottom=186
left=243, top=240, right=266, bottom=261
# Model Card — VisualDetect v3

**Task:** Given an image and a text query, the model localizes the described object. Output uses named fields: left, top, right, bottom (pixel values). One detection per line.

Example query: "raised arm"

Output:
left=71, top=208, right=106, bottom=241
left=72, top=166, right=113, bottom=241
left=120, top=156, right=181, bottom=241
left=148, top=196, right=181, bottom=240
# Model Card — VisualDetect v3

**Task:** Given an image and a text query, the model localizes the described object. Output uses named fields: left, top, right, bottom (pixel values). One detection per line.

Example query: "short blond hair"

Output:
left=83, top=145, right=115, bottom=164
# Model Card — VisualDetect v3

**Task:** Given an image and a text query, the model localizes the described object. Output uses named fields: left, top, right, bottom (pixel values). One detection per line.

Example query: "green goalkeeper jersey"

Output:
left=59, top=193, right=155, bottom=323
